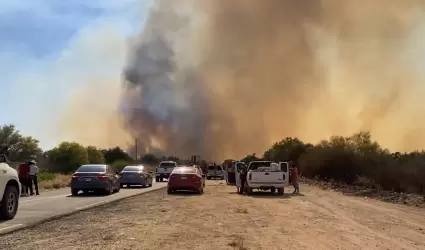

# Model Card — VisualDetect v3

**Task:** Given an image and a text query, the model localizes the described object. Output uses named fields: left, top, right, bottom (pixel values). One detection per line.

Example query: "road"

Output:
left=0, top=181, right=167, bottom=234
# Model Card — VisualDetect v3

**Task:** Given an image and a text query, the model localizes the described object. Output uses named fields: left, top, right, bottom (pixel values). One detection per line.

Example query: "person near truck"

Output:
left=290, top=162, right=300, bottom=194
left=18, top=162, right=30, bottom=197
left=239, top=165, right=248, bottom=195
left=28, top=160, right=40, bottom=195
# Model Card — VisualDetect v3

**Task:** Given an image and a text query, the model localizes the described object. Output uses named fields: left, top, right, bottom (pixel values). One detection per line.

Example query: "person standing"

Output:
left=291, top=162, right=300, bottom=194
left=239, top=165, right=248, bottom=195
left=17, top=162, right=30, bottom=197
left=28, top=160, right=40, bottom=196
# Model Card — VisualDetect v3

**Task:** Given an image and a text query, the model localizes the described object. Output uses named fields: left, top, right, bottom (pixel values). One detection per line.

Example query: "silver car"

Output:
left=119, top=165, right=153, bottom=188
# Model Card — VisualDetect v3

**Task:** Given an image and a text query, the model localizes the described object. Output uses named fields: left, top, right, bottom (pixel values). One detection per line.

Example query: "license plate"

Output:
left=84, top=178, right=91, bottom=181
left=181, top=177, right=187, bottom=180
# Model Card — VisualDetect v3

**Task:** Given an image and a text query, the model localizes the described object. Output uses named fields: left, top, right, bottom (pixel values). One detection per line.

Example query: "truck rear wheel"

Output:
left=277, top=188, right=284, bottom=195
left=271, top=187, right=276, bottom=193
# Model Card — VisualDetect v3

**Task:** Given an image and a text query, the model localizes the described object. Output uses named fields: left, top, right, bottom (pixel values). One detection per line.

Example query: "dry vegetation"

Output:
left=1, top=181, right=425, bottom=250
left=38, top=173, right=71, bottom=190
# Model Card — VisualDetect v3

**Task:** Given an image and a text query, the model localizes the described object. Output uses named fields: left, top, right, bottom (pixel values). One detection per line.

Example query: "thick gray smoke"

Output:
left=122, top=0, right=425, bottom=160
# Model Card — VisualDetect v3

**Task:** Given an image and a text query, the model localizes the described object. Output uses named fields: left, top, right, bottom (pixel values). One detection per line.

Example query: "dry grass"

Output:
left=39, top=174, right=71, bottom=190
left=2, top=182, right=425, bottom=250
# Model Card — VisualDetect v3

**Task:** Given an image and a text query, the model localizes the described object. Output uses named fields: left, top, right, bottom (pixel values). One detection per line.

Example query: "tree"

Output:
left=46, top=142, right=88, bottom=173
left=140, top=154, right=158, bottom=164
left=240, top=153, right=261, bottom=162
left=102, top=147, right=132, bottom=164
left=0, top=124, right=42, bottom=161
left=86, top=146, right=105, bottom=164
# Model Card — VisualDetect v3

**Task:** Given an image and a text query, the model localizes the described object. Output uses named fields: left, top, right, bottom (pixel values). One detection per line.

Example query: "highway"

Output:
left=0, top=181, right=167, bottom=234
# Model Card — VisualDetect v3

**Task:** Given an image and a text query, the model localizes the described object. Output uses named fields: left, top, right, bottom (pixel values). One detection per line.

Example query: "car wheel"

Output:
left=115, top=183, right=121, bottom=193
left=271, top=187, right=276, bottom=193
left=120, top=184, right=124, bottom=188
left=71, top=188, right=79, bottom=196
left=167, top=188, right=173, bottom=194
left=105, top=183, right=113, bottom=195
left=156, top=177, right=159, bottom=182
left=0, top=185, right=19, bottom=220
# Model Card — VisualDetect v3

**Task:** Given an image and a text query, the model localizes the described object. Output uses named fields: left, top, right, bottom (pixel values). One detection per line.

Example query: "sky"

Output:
left=0, top=0, right=153, bottom=149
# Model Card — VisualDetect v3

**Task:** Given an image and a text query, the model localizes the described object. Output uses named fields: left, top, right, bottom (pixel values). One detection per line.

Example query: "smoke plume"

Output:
left=121, top=0, right=425, bottom=160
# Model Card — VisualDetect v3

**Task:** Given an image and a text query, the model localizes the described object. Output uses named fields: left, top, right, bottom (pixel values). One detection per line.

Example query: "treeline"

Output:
left=239, top=132, right=425, bottom=195
left=2, top=124, right=425, bottom=194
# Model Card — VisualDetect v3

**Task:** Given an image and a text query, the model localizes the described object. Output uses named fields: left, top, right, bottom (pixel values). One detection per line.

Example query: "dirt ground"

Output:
left=1, top=181, right=425, bottom=250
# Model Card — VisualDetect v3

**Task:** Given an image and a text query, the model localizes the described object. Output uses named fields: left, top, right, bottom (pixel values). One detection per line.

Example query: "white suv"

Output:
left=0, top=161, right=21, bottom=220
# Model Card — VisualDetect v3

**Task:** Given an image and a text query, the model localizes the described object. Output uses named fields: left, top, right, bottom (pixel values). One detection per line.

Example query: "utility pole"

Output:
left=135, top=138, right=138, bottom=161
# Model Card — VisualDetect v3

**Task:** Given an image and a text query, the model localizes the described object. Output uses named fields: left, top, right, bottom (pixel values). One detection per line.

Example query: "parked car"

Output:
left=71, top=164, right=120, bottom=196
left=167, top=166, right=204, bottom=194
left=206, top=164, right=224, bottom=180
left=119, top=165, right=153, bottom=188
left=156, top=161, right=177, bottom=182
left=0, top=158, right=21, bottom=220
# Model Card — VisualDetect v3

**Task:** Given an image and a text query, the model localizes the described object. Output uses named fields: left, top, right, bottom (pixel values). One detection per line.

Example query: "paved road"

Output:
left=0, top=181, right=167, bottom=234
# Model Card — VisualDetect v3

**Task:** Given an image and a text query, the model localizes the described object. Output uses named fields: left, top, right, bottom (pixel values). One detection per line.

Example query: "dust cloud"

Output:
left=119, top=0, right=425, bottom=160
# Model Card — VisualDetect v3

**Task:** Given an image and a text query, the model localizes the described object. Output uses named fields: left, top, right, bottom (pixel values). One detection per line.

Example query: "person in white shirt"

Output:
left=28, top=160, right=39, bottom=195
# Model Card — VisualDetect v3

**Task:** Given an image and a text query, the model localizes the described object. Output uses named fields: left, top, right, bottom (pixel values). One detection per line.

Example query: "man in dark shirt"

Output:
left=239, top=165, right=248, bottom=195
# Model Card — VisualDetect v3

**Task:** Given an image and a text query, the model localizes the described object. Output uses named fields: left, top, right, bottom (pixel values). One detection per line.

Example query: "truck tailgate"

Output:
left=251, top=172, right=283, bottom=183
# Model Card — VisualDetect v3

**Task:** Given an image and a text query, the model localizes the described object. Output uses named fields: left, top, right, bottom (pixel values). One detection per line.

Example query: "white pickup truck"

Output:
left=156, top=161, right=177, bottom=182
left=0, top=159, right=21, bottom=220
left=243, top=161, right=289, bottom=195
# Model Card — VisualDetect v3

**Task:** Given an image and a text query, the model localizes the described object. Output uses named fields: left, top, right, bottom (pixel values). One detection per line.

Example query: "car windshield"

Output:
left=76, top=165, right=106, bottom=173
left=159, top=162, right=176, bottom=168
left=248, top=161, right=272, bottom=171
left=122, top=166, right=142, bottom=172
left=172, top=167, right=196, bottom=174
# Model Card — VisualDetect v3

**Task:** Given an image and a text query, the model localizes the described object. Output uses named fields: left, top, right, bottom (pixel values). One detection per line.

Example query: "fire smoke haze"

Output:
left=62, top=0, right=425, bottom=160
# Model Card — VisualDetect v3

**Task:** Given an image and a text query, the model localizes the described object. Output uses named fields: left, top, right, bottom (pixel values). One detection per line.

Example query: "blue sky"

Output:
left=0, top=0, right=153, bottom=149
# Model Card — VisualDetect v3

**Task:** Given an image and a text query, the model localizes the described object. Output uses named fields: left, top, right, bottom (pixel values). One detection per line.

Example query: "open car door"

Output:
left=235, top=163, right=241, bottom=189
left=279, top=162, right=290, bottom=186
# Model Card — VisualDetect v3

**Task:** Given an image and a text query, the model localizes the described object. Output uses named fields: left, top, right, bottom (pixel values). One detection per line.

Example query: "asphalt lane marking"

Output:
left=0, top=224, right=23, bottom=232
left=20, top=195, right=68, bottom=203
left=75, top=201, right=106, bottom=211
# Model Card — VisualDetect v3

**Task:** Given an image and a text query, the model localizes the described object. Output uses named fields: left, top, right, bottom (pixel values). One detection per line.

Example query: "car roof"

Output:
left=79, top=164, right=107, bottom=167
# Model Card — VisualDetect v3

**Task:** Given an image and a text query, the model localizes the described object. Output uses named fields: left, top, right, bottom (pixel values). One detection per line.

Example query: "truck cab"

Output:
left=156, top=161, right=177, bottom=182
left=244, top=161, right=289, bottom=195
left=0, top=157, right=21, bottom=220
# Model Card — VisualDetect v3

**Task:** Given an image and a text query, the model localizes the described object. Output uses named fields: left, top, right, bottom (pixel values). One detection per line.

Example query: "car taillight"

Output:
left=96, top=175, right=108, bottom=180
left=248, top=173, right=252, bottom=180
left=72, top=175, right=79, bottom=179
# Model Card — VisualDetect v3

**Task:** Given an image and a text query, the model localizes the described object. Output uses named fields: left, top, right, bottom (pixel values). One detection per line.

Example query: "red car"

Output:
left=167, top=166, right=204, bottom=194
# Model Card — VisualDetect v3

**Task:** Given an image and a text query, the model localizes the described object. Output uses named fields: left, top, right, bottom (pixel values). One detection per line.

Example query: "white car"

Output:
left=240, top=161, right=290, bottom=195
left=0, top=160, right=21, bottom=220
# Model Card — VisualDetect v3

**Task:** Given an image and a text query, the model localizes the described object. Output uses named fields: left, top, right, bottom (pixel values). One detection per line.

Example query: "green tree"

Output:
left=102, top=147, right=132, bottom=163
left=0, top=124, right=42, bottom=161
left=87, top=146, right=105, bottom=164
left=263, top=137, right=306, bottom=162
left=240, top=153, right=261, bottom=162
left=140, top=153, right=158, bottom=164
left=46, top=142, right=89, bottom=173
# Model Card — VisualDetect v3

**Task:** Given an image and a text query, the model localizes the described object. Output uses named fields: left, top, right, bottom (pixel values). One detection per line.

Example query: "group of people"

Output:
left=237, top=161, right=300, bottom=195
left=18, top=160, right=39, bottom=197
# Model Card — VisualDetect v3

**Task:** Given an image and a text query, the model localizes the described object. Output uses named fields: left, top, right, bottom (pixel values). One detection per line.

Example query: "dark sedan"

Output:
left=119, top=165, right=153, bottom=188
left=71, top=164, right=121, bottom=196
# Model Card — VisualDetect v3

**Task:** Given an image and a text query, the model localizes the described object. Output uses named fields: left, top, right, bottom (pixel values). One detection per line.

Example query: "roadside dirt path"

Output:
left=1, top=181, right=424, bottom=250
